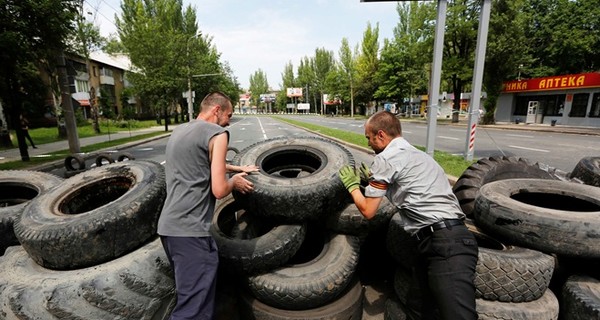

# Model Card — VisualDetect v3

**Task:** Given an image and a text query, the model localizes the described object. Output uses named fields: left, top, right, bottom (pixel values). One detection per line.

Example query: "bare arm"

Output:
left=210, top=133, right=254, bottom=199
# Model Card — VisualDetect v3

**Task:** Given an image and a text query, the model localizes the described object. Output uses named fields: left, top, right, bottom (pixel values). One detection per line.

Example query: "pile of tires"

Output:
left=210, top=137, right=397, bottom=319
left=64, top=152, right=136, bottom=178
left=0, top=160, right=173, bottom=319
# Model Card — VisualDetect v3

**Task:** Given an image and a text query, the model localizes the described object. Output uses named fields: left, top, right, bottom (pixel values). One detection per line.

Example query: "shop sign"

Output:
left=502, top=72, right=600, bottom=92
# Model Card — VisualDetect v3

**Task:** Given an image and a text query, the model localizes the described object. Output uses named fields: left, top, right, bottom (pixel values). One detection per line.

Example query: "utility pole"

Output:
left=57, top=52, right=81, bottom=154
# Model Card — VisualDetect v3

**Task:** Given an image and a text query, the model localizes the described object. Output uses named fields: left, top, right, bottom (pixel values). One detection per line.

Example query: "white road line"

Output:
left=256, top=117, right=268, bottom=140
left=403, top=130, right=412, bottom=134
left=508, top=145, right=550, bottom=152
left=449, top=128, right=464, bottom=132
left=506, top=134, right=534, bottom=138
left=438, top=136, right=460, bottom=140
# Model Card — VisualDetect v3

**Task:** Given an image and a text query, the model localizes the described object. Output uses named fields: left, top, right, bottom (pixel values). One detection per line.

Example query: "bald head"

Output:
left=200, top=91, right=232, bottom=113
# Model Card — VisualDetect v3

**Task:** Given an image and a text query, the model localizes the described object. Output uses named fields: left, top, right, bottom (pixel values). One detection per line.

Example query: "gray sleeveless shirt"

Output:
left=157, top=119, right=228, bottom=237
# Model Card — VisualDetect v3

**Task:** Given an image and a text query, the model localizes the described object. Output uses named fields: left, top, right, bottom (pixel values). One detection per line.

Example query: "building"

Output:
left=496, top=72, right=600, bottom=127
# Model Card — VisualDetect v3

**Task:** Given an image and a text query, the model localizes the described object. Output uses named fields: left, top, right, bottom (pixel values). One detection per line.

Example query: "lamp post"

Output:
left=186, top=34, right=199, bottom=122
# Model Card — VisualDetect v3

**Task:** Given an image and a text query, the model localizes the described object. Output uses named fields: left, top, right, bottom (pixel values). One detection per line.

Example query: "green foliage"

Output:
left=249, top=69, right=269, bottom=109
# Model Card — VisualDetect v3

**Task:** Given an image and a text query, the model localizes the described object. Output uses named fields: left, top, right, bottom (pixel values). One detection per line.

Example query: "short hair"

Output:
left=367, top=111, right=402, bottom=137
left=200, top=91, right=232, bottom=112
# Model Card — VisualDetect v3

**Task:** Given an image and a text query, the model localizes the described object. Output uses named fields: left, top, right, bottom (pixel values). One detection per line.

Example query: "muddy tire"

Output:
left=246, top=229, right=360, bottom=310
left=64, top=154, right=86, bottom=171
left=453, top=156, right=569, bottom=217
left=238, top=279, right=363, bottom=320
left=561, top=274, right=600, bottom=320
left=116, top=152, right=136, bottom=162
left=467, top=221, right=555, bottom=302
left=0, top=171, right=63, bottom=255
left=210, top=195, right=306, bottom=275
left=474, top=178, right=600, bottom=258
left=477, top=289, right=559, bottom=320
left=0, top=238, right=175, bottom=319
left=227, top=146, right=239, bottom=164
left=570, top=156, right=600, bottom=187
left=232, top=137, right=353, bottom=222
left=95, top=153, right=115, bottom=167
left=14, top=160, right=166, bottom=270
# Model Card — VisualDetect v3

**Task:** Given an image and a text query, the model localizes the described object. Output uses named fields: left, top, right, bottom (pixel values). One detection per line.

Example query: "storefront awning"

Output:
left=77, top=99, right=90, bottom=106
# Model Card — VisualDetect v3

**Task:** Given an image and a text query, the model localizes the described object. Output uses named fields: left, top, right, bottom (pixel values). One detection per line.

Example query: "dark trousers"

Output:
left=160, top=236, right=219, bottom=320
left=405, top=224, right=479, bottom=320
left=23, top=131, right=35, bottom=147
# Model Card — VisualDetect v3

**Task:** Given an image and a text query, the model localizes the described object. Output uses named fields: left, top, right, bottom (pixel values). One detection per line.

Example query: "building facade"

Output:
left=496, top=72, right=600, bottom=127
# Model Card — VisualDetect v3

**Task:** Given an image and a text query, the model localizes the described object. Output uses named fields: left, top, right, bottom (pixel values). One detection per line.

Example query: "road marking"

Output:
left=508, top=145, right=550, bottom=152
left=449, top=128, right=464, bottom=132
left=403, top=130, right=412, bottom=134
left=256, top=117, right=268, bottom=140
left=438, top=136, right=460, bottom=140
left=506, top=134, right=534, bottom=138
left=138, top=147, right=154, bottom=151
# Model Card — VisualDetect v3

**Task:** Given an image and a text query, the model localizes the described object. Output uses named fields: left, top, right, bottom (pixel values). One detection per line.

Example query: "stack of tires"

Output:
left=64, top=152, right=136, bottom=178
left=211, top=137, right=396, bottom=320
left=440, top=155, right=600, bottom=320
left=0, top=160, right=173, bottom=319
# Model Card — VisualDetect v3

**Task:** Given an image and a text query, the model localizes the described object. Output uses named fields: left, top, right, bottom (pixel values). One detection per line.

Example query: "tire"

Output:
left=232, top=136, right=354, bottom=222
left=476, top=289, right=559, bottom=320
left=14, top=160, right=166, bottom=270
left=0, top=171, right=63, bottom=255
left=0, top=238, right=175, bottom=320
left=474, top=178, right=600, bottom=258
left=246, top=228, right=361, bottom=310
left=561, top=274, right=600, bottom=320
left=570, top=156, right=600, bottom=187
left=453, top=156, right=569, bottom=217
left=116, top=152, right=136, bottom=162
left=64, top=154, right=86, bottom=171
left=325, top=196, right=397, bottom=237
left=467, top=221, right=555, bottom=303
left=238, top=279, right=364, bottom=320
left=210, top=194, right=307, bottom=275
left=227, top=146, right=239, bottom=164
left=95, top=152, right=115, bottom=167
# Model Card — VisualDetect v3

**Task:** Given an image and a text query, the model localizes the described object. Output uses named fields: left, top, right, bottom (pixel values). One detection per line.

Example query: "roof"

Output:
left=89, top=51, right=133, bottom=71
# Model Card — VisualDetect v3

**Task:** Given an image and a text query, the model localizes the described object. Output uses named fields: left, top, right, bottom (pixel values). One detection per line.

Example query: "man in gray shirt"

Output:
left=158, top=91, right=257, bottom=320
left=339, top=111, right=478, bottom=320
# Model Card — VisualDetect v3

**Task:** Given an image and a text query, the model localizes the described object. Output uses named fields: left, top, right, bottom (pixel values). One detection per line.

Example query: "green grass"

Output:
left=0, top=131, right=166, bottom=171
left=273, top=116, right=473, bottom=177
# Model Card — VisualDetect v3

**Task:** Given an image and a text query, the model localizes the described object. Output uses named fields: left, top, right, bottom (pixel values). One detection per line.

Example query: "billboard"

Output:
left=286, top=88, right=303, bottom=97
left=297, top=103, right=310, bottom=110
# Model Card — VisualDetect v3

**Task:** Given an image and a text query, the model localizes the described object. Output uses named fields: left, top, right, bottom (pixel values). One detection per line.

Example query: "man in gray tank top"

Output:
left=158, top=92, right=257, bottom=320
left=338, top=111, right=478, bottom=320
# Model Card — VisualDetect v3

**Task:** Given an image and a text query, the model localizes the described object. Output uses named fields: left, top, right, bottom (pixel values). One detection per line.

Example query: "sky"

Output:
left=85, top=0, right=401, bottom=90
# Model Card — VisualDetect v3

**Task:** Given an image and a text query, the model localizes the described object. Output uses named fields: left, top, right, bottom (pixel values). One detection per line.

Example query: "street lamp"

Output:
left=186, top=34, right=200, bottom=122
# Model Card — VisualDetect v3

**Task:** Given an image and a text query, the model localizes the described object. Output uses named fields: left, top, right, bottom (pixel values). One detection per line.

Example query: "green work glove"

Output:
left=338, top=165, right=360, bottom=193
left=359, top=162, right=371, bottom=183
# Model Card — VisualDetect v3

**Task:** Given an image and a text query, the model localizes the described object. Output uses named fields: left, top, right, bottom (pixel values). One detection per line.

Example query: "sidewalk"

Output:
left=0, top=126, right=173, bottom=169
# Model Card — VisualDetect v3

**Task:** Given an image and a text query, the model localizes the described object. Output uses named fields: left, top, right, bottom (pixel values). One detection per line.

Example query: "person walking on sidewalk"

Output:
left=338, top=111, right=479, bottom=320
left=157, top=91, right=257, bottom=320
left=20, top=115, right=37, bottom=148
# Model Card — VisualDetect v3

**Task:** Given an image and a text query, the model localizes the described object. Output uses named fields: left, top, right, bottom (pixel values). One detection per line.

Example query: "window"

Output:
left=75, top=80, right=89, bottom=93
left=590, top=93, right=600, bottom=118
left=101, top=68, right=113, bottom=77
left=569, top=93, right=589, bottom=117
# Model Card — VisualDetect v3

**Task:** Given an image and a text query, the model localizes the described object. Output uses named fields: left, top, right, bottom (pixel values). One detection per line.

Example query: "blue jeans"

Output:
left=406, top=224, right=479, bottom=320
left=161, top=236, right=219, bottom=320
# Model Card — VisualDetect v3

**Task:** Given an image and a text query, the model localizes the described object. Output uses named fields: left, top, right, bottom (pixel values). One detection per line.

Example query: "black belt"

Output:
left=414, top=219, right=465, bottom=241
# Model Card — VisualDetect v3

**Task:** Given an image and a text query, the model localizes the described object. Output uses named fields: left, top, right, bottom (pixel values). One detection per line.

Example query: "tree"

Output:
left=0, top=0, right=79, bottom=161
left=355, top=22, right=380, bottom=114
left=297, top=57, right=317, bottom=113
left=338, top=38, right=358, bottom=117
left=248, top=69, right=269, bottom=112
left=312, top=48, right=335, bottom=115
left=277, top=61, right=295, bottom=112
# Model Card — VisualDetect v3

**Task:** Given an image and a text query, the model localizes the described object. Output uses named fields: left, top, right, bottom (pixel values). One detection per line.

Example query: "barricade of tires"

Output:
left=210, top=136, right=399, bottom=319
left=0, top=160, right=173, bottom=319
left=63, top=151, right=136, bottom=178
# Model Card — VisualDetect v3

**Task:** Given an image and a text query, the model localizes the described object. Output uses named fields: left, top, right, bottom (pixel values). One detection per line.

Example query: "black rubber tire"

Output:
left=64, top=154, right=86, bottom=171
left=570, top=156, right=600, bottom=187
left=63, top=168, right=86, bottom=178
left=477, top=289, right=559, bottom=320
left=227, top=146, right=239, bottom=164
left=116, top=152, right=136, bottom=162
left=210, top=194, right=307, bottom=275
left=95, top=152, right=115, bottom=167
left=467, top=221, right=555, bottom=303
left=14, top=160, right=166, bottom=270
left=474, top=178, right=600, bottom=259
left=453, top=156, right=569, bottom=217
left=246, top=229, right=361, bottom=310
left=0, top=238, right=175, bottom=319
left=232, top=136, right=354, bottom=222
left=325, top=196, right=397, bottom=237
left=561, top=274, right=600, bottom=320
left=0, top=171, right=63, bottom=255
left=238, top=279, right=364, bottom=320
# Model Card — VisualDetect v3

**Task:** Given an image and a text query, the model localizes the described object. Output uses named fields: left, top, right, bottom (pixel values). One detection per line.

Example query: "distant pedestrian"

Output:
left=20, top=115, right=37, bottom=149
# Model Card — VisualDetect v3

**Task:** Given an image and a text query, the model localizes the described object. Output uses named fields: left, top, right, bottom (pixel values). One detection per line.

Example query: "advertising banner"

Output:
left=503, top=72, right=600, bottom=93
left=286, top=88, right=303, bottom=97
